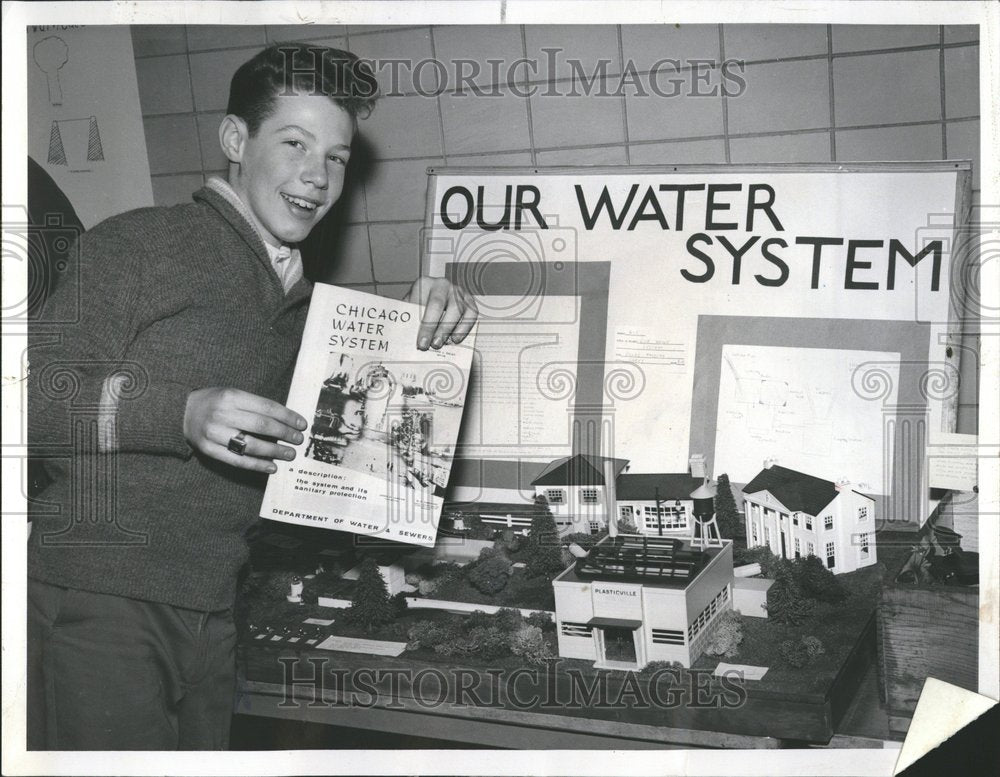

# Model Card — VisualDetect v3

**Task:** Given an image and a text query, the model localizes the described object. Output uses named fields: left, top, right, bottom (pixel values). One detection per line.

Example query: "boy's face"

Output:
left=225, top=95, right=354, bottom=246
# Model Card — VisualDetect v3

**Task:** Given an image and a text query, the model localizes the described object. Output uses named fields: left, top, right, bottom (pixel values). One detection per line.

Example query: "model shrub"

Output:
left=469, top=552, right=513, bottom=594
left=510, top=624, right=553, bottom=665
left=404, top=572, right=422, bottom=587
left=793, top=555, right=847, bottom=602
left=346, top=557, right=396, bottom=632
left=467, top=625, right=512, bottom=660
left=733, top=545, right=784, bottom=577
left=714, top=474, right=742, bottom=539
left=417, top=578, right=438, bottom=596
left=702, top=610, right=744, bottom=658
left=525, top=611, right=553, bottom=629
left=523, top=498, right=565, bottom=578
left=463, top=609, right=492, bottom=630
left=496, top=528, right=522, bottom=554
left=779, top=635, right=826, bottom=667
left=617, top=517, right=639, bottom=535
left=761, top=551, right=793, bottom=581
left=779, top=639, right=809, bottom=667
left=638, top=661, right=686, bottom=682
left=389, top=591, right=409, bottom=617
left=406, top=620, right=448, bottom=651
left=765, top=567, right=815, bottom=625
left=801, top=635, right=825, bottom=659
left=494, top=607, right=525, bottom=633
left=301, top=586, right=319, bottom=605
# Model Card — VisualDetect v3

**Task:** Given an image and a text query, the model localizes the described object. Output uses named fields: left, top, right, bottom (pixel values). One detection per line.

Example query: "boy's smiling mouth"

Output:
left=280, top=192, right=320, bottom=212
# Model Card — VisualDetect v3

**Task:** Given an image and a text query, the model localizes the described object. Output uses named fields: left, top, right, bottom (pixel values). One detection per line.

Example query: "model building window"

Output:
left=859, top=532, right=870, bottom=557
left=764, top=526, right=771, bottom=546
left=561, top=621, right=593, bottom=638
left=804, top=515, right=813, bottom=530
left=687, top=586, right=729, bottom=641
left=825, top=541, right=836, bottom=569
left=794, top=538, right=801, bottom=558
left=792, top=514, right=799, bottom=526
left=651, top=628, right=685, bottom=645
left=824, top=514, right=834, bottom=531
left=858, top=505, right=869, bottom=521
left=807, top=541, right=815, bottom=557
left=546, top=489, right=565, bottom=504
left=580, top=488, right=599, bottom=504
left=751, top=523, right=758, bottom=543
left=643, top=505, right=687, bottom=530
left=589, top=520, right=601, bottom=534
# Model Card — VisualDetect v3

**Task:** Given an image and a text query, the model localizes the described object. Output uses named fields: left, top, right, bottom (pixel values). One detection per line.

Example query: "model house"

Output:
left=532, top=453, right=715, bottom=537
left=552, top=534, right=735, bottom=669
left=742, top=463, right=877, bottom=574
left=615, top=472, right=705, bottom=535
left=531, top=454, right=630, bottom=535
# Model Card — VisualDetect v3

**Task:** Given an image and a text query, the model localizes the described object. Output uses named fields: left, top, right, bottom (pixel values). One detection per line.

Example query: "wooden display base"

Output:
left=239, top=611, right=876, bottom=746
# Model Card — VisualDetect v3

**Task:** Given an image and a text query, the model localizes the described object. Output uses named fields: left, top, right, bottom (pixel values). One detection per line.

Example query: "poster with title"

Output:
left=424, top=163, right=971, bottom=522
left=260, top=284, right=475, bottom=546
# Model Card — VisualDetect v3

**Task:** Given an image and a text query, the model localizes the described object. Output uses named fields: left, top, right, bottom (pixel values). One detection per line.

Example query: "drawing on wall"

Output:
left=33, top=36, right=69, bottom=106
left=713, top=344, right=901, bottom=494
left=47, top=117, right=104, bottom=170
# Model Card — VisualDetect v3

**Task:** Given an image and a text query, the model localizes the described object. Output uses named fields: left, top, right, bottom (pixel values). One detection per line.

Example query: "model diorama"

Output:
left=240, top=448, right=978, bottom=742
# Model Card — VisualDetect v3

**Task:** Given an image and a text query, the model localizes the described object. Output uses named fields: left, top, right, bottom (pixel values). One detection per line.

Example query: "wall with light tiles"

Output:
left=133, top=23, right=980, bottom=291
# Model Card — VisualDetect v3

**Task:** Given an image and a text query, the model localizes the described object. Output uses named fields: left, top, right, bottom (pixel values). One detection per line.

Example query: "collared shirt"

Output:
left=206, top=177, right=303, bottom=293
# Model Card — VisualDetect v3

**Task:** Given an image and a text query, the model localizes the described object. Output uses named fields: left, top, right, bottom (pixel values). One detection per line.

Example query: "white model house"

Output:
left=615, top=472, right=705, bottom=535
left=531, top=454, right=630, bottom=535
left=742, top=463, right=877, bottom=574
left=552, top=535, right=735, bottom=669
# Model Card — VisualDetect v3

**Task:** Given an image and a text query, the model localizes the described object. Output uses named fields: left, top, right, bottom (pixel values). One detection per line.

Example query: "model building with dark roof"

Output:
left=531, top=453, right=630, bottom=534
left=533, top=453, right=716, bottom=537
left=742, top=461, right=877, bottom=574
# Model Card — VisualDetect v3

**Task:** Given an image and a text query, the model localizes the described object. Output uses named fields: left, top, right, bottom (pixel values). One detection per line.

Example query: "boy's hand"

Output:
left=183, top=388, right=307, bottom=473
left=403, top=276, right=478, bottom=350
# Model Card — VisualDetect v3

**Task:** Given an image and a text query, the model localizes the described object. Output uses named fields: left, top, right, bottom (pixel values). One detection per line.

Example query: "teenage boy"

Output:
left=27, top=43, right=476, bottom=750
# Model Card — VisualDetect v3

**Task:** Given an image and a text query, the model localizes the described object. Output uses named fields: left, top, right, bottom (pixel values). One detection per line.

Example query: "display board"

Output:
left=423, top=163, right=972, bottom=523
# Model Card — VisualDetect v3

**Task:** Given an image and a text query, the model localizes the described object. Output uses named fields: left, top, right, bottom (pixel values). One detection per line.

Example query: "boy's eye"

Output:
left=328, top=155, right=347, bottom=165
left=285, top=140, right=304, bottom=149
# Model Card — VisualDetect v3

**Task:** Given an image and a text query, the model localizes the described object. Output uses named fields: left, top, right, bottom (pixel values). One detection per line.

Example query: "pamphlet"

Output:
left=260, top=283, right=475, bottom=546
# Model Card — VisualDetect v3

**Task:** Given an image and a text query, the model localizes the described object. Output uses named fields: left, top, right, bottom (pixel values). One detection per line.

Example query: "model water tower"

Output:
left=690, top=481, right=723, bottom=548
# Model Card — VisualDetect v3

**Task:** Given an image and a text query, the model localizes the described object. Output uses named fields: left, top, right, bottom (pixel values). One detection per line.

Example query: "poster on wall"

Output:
left=26, top=25, right=153, bottom=228
left=424, top=163, right=972, bottom=524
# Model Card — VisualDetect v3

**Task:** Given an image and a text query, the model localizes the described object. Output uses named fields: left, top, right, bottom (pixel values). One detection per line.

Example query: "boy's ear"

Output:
left=219, top=115, right=249, bottom=164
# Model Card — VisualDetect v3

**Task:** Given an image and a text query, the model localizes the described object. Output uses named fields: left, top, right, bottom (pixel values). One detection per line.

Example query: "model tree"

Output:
left=524, top=495, right=564, bottom=578
left=347, top=557, right=396, bottom=632
left=714, top=473, right=741, bottom=539
left=794, top=554, right=847, bottom=602
left=766, top=565, right=815, bottom=625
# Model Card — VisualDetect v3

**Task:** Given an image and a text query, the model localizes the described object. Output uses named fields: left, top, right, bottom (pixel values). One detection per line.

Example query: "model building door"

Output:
left=602, top=627, right=638, bottom=664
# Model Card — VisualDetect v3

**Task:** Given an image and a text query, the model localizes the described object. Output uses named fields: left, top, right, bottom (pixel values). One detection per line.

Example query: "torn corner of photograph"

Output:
left=893, top=677, right=998, bottom=775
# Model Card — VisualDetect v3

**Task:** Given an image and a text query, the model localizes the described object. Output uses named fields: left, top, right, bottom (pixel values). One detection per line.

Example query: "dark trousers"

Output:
left=27, top=578, right=238, bottom=750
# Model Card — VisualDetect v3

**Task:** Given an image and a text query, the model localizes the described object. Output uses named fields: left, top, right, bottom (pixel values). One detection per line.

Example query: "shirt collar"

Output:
left=206, top=176, right=303, bottom=292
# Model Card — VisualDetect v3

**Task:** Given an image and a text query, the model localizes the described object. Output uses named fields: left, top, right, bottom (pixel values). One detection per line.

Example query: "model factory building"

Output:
left=553, top=535, right=735, bottom=670
left=551, top=477, right=756, bottom=670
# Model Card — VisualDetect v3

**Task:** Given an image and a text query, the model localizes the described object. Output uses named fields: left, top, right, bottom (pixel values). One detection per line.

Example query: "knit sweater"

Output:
left=27, top=186, right=312, bottom=611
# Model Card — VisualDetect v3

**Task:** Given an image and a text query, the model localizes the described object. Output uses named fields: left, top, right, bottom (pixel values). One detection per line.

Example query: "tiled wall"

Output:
left=132, top=23, right=981, bottom=299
